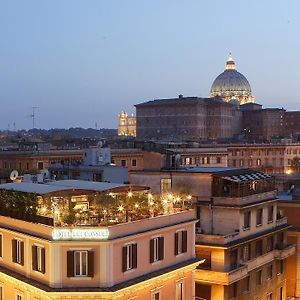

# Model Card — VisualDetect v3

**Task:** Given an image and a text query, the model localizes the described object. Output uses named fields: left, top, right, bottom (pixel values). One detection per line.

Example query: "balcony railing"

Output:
left=196, top=231, right=239, bottom=245
left=276, top=216, right=288, bottom=227
left=274, top=244, right=295, bottom=260
left=195, top=264, right=248, bottom=285
left=0, top=207, right=54, bottom=226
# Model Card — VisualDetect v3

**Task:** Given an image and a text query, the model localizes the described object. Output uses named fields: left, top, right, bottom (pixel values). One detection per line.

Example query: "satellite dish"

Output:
left=10, top=170, right=19, bottom=181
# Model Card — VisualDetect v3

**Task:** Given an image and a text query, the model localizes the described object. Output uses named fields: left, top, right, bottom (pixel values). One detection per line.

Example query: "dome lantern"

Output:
left=225, top=53, right=236, bottom=70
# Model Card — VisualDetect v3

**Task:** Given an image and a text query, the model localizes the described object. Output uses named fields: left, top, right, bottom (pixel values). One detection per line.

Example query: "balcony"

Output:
left=274, top=244, right=295, bottom=260
left=195, top=264, right=248, bottom=285
left=196, top=231, right=239, bottom=246
left=246, top=250, right=275, bottom=271
left=276, top=216, right=288, bottom=227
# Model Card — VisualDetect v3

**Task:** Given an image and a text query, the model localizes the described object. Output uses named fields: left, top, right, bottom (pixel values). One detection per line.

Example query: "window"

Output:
left=256, top=208, right=263, bottom=226
left=216, top=157, right=221, bottom=164
left=266, top=236, right=274, bottom=252
left=241, top=244, right=251, bottom=262
left=150, top=237, right=164, bottom=263
left=256, top=270, right=262, bottom=286
left=37, top=162, right=44, bottom=170
left=121, top=160, right=126, bottom=167
left=160, top=178, right=172, bottom=193
left=0, top=234, right=2, bottom=258
left=32, top=245, right=45, bottom=273
left=267, top=293, right=273, bottom=300
left=268, top=206, right=274, bottom=223
left=17, top=294, right=23, bottom=300
left=244, top=211, right=251, bottom=229
left=67, top=250, right=94, bottom=277
left=151, top=290, right=161, bottom=300
left=277, top=260, right=284, bottom=275
left=175, top=230, right=187, bottom=255
left=12, top=239, right=24, bottom=265
left=122, top=243, right=137, bottom=272
left=256, top=240, right=263, bottom=257
left=267, top=264, right=273, bottom=280
left=131, top=159, right=137, bottom=167
left=176, top=280, right=184, bottom=300
left=243, top=276, right=250, bottom=292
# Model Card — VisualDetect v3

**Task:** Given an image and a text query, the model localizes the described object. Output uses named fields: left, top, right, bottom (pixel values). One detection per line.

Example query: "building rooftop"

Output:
left=135, top=96, right=231, bottom=108
left=0, top=180, right=148, bottom=196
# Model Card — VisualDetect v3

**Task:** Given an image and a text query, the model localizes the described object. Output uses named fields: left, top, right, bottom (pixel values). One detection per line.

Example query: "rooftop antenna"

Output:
left=29, top=107, right=39, bottom=129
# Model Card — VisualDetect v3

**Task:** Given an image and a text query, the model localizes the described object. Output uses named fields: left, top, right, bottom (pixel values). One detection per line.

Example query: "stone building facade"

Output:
left=135, top=96, right=242, bottom=141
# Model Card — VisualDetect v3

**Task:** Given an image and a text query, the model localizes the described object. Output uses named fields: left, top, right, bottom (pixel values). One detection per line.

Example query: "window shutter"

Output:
left=133, top=243, right=137, bottom=269
left=0, top=235, right=2, bottom=257
left=122, top=246, right=127, bottom=272
left=88, top=251, right=94, bottom=277
left=175, top=232, right=179, bottom=255
left=182, top=231, right=187, bottom=253
left=32, top=245, right=37, bottom=271
left=12, top=239, right=17, bottom=263
left=41, top=248, right=46, bottom=274
left=67, top=251, right=74, bottom=277
left=20, top=241, right=24, bottom=266
left=158, top=237, right=164, bottom=260
left=150, top=239, right=154, bottom=263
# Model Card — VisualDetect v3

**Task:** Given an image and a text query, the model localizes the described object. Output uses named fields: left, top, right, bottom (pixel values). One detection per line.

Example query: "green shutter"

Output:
left=175, top=233, right=179, bottom=255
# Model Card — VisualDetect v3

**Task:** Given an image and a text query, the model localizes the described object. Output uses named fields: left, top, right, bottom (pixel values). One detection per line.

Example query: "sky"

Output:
left=0, top=0, right=300, bottom=130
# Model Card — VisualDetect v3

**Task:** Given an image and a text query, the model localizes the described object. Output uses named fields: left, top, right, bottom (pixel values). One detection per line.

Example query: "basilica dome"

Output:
left=210, top=54, right=254, bottom=105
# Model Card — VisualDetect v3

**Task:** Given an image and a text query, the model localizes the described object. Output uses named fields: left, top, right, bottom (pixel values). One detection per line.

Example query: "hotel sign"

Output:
left=52, top=228, right=109, bottom=240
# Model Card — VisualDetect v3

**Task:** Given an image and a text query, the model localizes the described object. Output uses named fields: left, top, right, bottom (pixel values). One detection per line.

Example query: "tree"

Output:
left=290, top=156, right=300, bottom=173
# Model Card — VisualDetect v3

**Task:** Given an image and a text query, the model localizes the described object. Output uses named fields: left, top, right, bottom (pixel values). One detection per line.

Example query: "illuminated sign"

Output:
left=52, top=228, right=109, bottom=240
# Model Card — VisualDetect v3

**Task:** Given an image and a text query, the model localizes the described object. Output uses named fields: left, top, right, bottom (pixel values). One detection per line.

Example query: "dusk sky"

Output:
left=1, top=0, right=300, bottom=130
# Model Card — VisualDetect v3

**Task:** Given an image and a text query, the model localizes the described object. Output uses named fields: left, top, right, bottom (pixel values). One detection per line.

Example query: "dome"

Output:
left=210, top=54, right=254, bottom=105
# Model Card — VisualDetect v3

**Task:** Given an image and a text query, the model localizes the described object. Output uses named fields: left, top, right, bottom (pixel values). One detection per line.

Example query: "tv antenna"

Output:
left=29, top=107, right=39, bottom=129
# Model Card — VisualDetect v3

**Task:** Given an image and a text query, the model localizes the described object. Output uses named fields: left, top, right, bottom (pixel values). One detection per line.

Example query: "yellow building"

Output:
left=129, top=167, right=295, bottom=299
left=118, top=112, right=136, bottom=137
left=0, top=180, right=201, bottom=299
